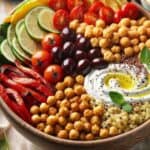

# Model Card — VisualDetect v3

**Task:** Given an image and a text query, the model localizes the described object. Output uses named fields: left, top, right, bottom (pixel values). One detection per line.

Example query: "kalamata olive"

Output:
left=92, top=58, right=108, bottom=69
left=75, top=50, right=87, bottom=61
left=51, top=46, right=62, bottom=64
left=62, top=58, right=76, bottom=74
left=76, top=59, right=91, bottom=75
left=76, top=34, right=83, bottom=42
left=88, top=48, right=100, bottom=60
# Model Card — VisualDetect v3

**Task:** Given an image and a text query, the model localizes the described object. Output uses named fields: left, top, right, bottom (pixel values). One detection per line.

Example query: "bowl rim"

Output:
left=0, top=0, right=150, bottom=146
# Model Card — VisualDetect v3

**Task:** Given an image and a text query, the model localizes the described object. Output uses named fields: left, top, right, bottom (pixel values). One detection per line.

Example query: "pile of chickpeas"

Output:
left=70, top=17, right=150, bottom=62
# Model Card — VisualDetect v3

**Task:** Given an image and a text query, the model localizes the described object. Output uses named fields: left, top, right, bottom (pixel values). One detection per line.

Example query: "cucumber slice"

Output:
left=7, top=24, right=16, bottom=46
left=12, top=37, right=31, bottom=61
left=17, top=24, right=37, bottom=55
left=12, top=47, right=24, bottom=62
left=0, top=40, right=16, bottom=63
left=38, top=8, right=59, bottom=33
left=15, top=19, right=24, bottom=37
left=25, top=7, right=47, bottom=40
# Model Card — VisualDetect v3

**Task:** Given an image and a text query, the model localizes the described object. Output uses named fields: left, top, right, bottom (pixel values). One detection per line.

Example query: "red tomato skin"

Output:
left=121, top=2, right=140, bottom=20
left=89, top=1, right=104, bottom=14
left=99, top=6, right=115, bottom=25
left=70, top=4, right=85, bottom=21
left=114, top=10, right=125, bottom=23
left=84, top=12, right=97, bottom=25
left=44, top=65, right=63, bottom=83
left=42, top=33, right=62, bottom=51
left=53, top=9, right=70, bottom=30
left=32, top=50, right=52, bottom=73
left=48, top=0, right=67, bottom=11
left=67, top=0, right=88, bottom=10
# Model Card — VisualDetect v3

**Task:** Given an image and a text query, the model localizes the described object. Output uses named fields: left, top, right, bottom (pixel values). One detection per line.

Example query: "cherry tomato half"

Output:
left=114, top=10, right=125, bottom=23
left=99, top=6, right=114, bottom=25
left=48, top=0, right=67, bottom=11
left=121, top=2, right=140, bottom=20
left=44, top=65, right=63, bottom=83
left=89, top=1, right=104, bottom=14
left=32, top=50, right=52, bottom=73
left=84, top=12, right=98, bottom=25
left=53, top=9, right=70, bottom=30
left=67, top=0, right=88, bottom=10
left=42, top=33, right=62, bottom=51
left=70, top=5, right=85, bottom=21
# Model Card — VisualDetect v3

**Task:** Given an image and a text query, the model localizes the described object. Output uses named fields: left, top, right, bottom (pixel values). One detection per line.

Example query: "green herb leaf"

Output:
left=122, top=103, right=132, bottom=113
left=109, top=91, right=125, bottom=105
left=140, top=46, right=150, bottom=64
left=0, top=134, right=9, bottom=150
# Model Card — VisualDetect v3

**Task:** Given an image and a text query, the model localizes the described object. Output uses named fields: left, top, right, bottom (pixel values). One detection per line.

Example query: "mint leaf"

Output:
left=122, top=103, right=132, bottom=113
left=140, top=46, right=150, bottom=64
left=109, top=91, right=125, bottom=105
left=0, top=134, right=9, bottom=150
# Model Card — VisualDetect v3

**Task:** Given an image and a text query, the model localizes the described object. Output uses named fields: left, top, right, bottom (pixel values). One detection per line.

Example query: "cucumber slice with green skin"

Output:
left=7, top=24, right=16, bottom=46
left=38, top=8, right=59, bottom=33
left=0, top=40, right=16, bottom=63
left=12, top=46, right=24, bottom=62
left=15, top=19, right=24, bottom=37
left=17, top=24, right=37, bottom=55
left=25, top=7, right=47, bottom=40
left=12, top=37, right=31, bottom=62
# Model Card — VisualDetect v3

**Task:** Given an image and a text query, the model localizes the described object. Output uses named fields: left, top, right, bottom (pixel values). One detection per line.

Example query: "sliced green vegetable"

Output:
left=38, top=8, right=59, bottom=33
left=7, top=24, right=16, bottom=46
left=122, top=103, right=132, bottom=113
left=140, top=46, right=150, bottom=64
left=25, top=7, right=47, bottom=40
left=15, top=19, right=24, bottom=37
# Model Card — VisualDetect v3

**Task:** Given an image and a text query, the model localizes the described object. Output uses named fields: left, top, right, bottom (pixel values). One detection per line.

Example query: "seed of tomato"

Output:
left=32, top=50, right=52, bottom=73
left=44, top=65, right=63, bottom=84
left=89, top=1, right=104, bottom=14
left=84, top=12, right=98, bottom=25
left=53, top=9, right=70, bottom=30
left=42, top=33, right=62, bottom=51
left=99, top=6, right=114, bottom=25
left=70, top=4, right=85, bottom=21
left=48, top=0, right=67, bottom=11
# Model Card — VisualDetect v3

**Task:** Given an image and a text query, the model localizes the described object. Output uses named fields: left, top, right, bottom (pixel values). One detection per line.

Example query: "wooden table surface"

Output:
left=0, top=0, right=149, bottom=150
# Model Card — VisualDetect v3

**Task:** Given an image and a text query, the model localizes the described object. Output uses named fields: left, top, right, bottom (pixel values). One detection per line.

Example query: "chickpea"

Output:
left=47, top=115, right=58, bottom=125
left=48, top=107, right=57, bottom=115
left=83, top=109, right=93, bottom=118
left=119, top=18, right=130, bottom=27
left=80, top=133, right=86, bottom=140
left=60, top=99, right=70, bottom=108
left=57, top=130, right=68, bottom=139
left=79, top=22, right=87, bottom=29
left=101, top=48, right=108, bottom=55
left=131, top=38, right=139, bottom=46
left=76, top=26, right=85, bottom=34
left=128, top=30, right=139, bottom=38
left=109, top=23, right=119, bottom=32
left=90, top=115, right=100, bottom=125
left=99, top=38, right=110, bottom=48
left=138, top=26, right=146, bottom=35
left=58, top=116, right=67, bottom=126
left=79, top=101, right=89, bottom=111
left=85, top=133, right=94, bottom=140
left=96, top=19, right=106, bottom=28
left=74, top=85, right=85, bottom=96
left=64, top=76, right=74, bottom=87
left=69, top=19, right=79, bottom=30
left=84, top=122, right=91, bottom=132
left=114, top=53, right=121, bottom=62
left=130, top=20, right=137, bottom=26
left=146, top=28, right=150, bottom=37
left=59, top=107, right=69, bottom=117
left=64, top=88, right=75, bottom=98
left=140, top=35, right=147, bottom=42
left=40, top=114, right=48, bottom=122
left=55, top=124, right=63, bottom=133
left=47, top=96, right=56, bottom=106
left=80, top=94, right=91, bottom=102
left=112, top=32, right=120, bottom=44
left=80, top=117, right=88, bottom=123
left=124, top=47, right=134, bottom=57
left=103, top=29, right=113, bottom=38
left=118, top=26, right=128, bottom=37
left=56, top=100, right=61, bottom=108
left=30, top=105, right=40, bottom=114
left=40, top=103, right=49, bottom=113
left=133, top=46, right=140, bottom=54
left=90, top=38, right=99, bottom=47
left=55, top=82, right=66, bottom=91
left=99, top=128, right=109, bottom=138
left=93, top=105, right=104, bottom=116
left=138, top=17, right=147, bottom=25
left=70, top=112, right=81, bottom=122
left=91, top=124, right=100, bottom=135
left=55, top=90, right=65, bottom=100
left=44, top=125, right=54, bottom=134
left=75, top=75, right=84, bottom=85
left=109, top=126, right=118, bottom=136
left=84, top=26, right=94, bottom=38
left=71, top=102, right=79, bottom=112
left=69, top=129, right=79, bottom=140
left=146, top=39, right=150, bottom=48
left=74, top=121, right=84, bottom=131
left=31, top=114, right=41, bottom=124
left=111, top=46, right=121, bottom=53
left=143, top=20, right=150, bottom=27
left=70, top=96, right=79, bottom=103
left=37, top=123, right=45, bottom=131
left=103, top=51, right=114, bottom=62
left=120, top=37, right=130, bottom=47
left=65, top=122, right=74, bottom=131
left=92, top=27, right=103, bottom=37
left=139, top=42, right=145, bottom=50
